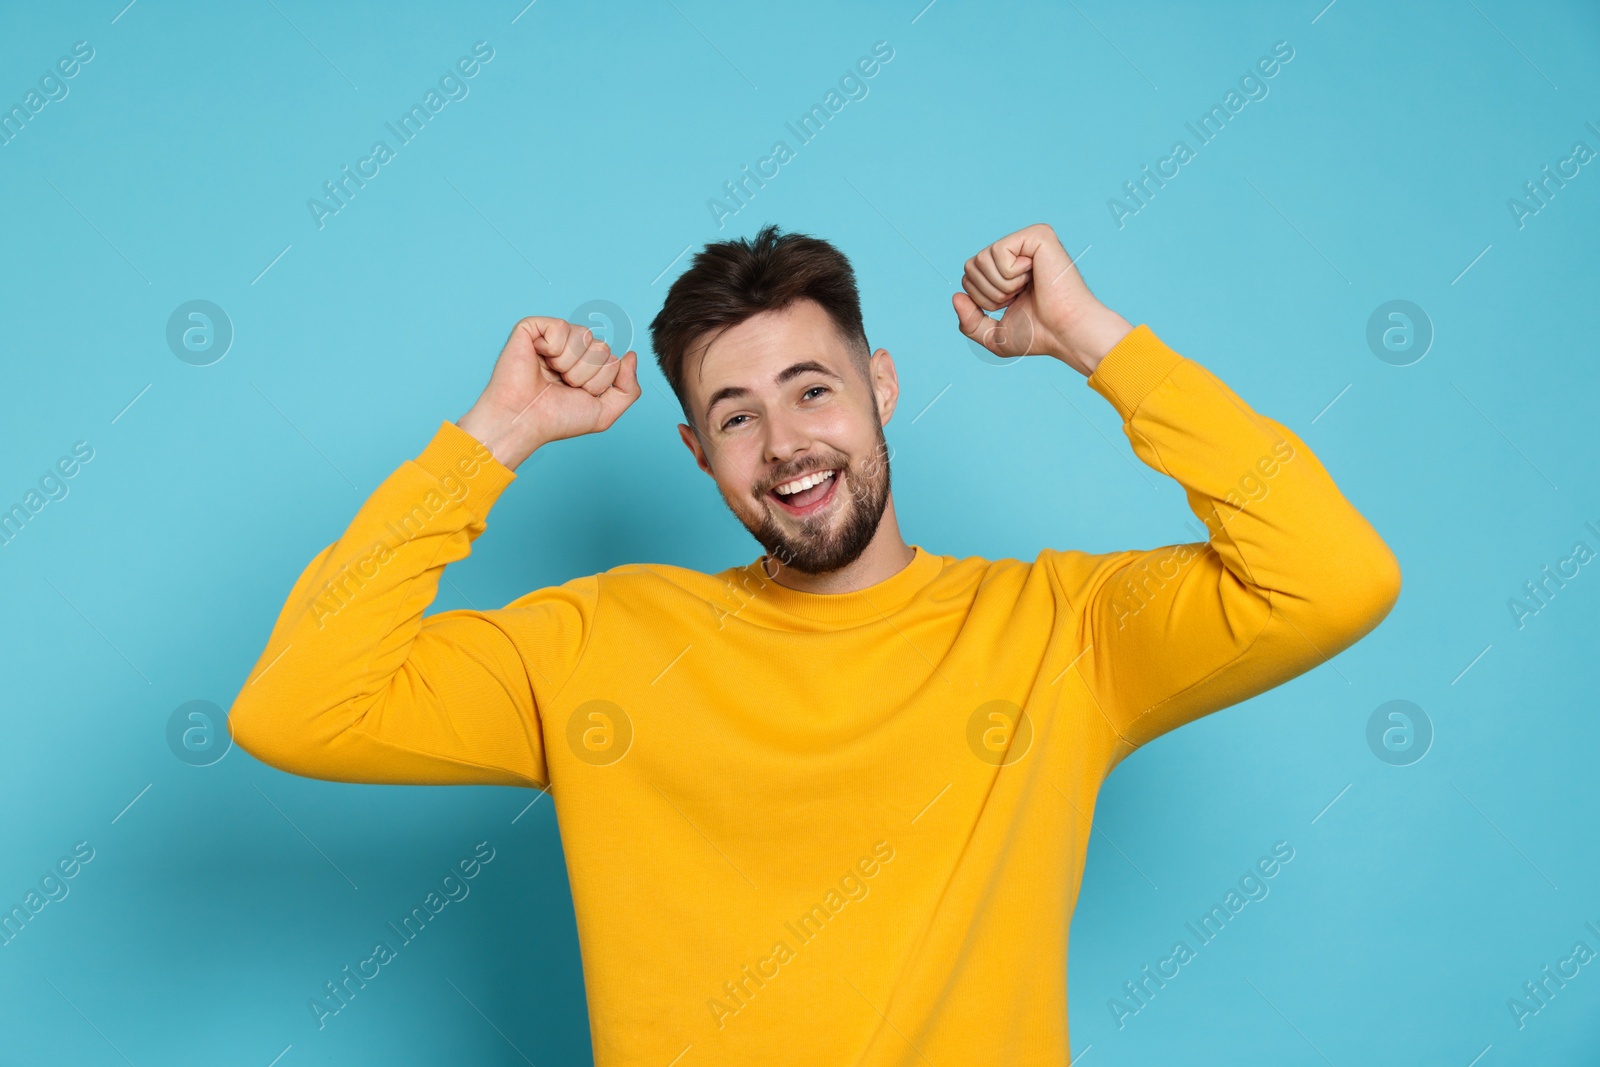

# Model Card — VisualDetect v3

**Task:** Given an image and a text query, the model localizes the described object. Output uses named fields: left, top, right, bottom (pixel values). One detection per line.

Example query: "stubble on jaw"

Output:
left=734, top=426, right=892, bottom=576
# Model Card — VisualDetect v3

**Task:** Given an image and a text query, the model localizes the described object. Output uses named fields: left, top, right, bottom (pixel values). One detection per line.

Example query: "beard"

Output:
left=730, top=424, right=892, bottom=576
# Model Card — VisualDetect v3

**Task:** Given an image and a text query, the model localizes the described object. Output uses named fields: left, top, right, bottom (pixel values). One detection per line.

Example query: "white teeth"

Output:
left=774, top=469, right=836, bottom=496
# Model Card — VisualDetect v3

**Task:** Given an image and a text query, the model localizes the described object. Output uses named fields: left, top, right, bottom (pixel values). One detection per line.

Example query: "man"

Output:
left=228, top=222, right=1401, bottom=1065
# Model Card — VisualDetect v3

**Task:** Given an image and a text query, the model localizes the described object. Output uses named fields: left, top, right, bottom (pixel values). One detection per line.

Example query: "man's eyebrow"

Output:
left=703, top=361, right=845, bottom=424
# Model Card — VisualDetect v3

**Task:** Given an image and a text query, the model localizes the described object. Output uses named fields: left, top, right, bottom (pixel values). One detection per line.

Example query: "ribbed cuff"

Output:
left=1086, top=324, right=1185, bottom=422
left=412, top=420, right=517, bottom=524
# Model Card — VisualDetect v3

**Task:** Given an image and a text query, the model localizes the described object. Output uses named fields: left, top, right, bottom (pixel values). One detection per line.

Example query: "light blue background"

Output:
left=2, top=1, right=1597, bottom=1063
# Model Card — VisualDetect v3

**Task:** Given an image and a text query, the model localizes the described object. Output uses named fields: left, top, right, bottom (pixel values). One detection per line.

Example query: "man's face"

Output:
left=676, top=299, right=899, bottom=574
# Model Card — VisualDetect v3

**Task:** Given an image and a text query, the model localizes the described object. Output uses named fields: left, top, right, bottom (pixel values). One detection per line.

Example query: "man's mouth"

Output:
left=768, top=468, right=840, bottom=517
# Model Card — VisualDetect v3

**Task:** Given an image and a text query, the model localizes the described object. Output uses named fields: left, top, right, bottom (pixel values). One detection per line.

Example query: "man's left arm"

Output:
left=955, top=224, right=1402, bottom=754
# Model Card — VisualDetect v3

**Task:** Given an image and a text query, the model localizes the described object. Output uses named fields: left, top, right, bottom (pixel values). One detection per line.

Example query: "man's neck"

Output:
left=768, top=495, right=916, bottom=595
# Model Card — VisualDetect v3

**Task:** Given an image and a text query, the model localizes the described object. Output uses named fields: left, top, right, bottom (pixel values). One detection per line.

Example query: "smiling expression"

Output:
left=675, top=299, right=899, bottom=574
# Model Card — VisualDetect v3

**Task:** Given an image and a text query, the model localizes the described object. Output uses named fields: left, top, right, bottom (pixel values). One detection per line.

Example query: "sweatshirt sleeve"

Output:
left=1043, top=325, right=1402, bottom=760
left=226, top=420, right=594, bottom=790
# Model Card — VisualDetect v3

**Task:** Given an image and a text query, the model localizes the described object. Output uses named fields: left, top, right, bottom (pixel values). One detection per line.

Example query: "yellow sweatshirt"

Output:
left=228, top=324, right=1400, bottom=1065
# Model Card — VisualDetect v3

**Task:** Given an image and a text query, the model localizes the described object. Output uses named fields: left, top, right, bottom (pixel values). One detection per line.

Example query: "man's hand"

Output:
left=952, top=223, right=1133, bottom=377
left=457, top=316, right=642, bottom=470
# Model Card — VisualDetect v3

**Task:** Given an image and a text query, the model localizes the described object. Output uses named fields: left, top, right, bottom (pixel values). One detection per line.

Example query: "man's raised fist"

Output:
left=457, top=316, right=642, bottom=470
left=952, top=223, right=1132, bottom=377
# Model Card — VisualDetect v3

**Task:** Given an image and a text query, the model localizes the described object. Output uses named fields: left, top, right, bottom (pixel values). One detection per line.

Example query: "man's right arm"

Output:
left=227, top=317, right=641, bottom=788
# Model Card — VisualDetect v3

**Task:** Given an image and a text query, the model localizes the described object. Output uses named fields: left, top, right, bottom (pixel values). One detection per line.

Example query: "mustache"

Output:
left=757, top=458, right=847, bottom=495
left=755, top=438, right=894, bottom=499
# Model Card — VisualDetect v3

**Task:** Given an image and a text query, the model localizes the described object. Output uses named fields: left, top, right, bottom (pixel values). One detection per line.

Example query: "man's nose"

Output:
left=763, top=407, right=812, bottom=465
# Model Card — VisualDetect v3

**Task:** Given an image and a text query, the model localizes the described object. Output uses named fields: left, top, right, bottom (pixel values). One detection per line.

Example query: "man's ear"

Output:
left=678, top=423, right=713, bottom=475
left=869, top=347, right=899, bottom=426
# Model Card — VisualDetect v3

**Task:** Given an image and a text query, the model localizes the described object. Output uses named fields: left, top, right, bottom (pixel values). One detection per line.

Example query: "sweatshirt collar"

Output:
left=721, top=545, right=946, bottom=630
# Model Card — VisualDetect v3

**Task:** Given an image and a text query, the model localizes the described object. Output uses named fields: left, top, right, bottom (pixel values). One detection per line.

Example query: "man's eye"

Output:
left=722, top=414, right=750, bottom=430
left=802, top=386, right=828, bottom=400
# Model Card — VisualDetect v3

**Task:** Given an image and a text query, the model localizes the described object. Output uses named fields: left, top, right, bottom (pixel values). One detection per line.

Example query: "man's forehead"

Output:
left=688, top=301, right=852, bottom=390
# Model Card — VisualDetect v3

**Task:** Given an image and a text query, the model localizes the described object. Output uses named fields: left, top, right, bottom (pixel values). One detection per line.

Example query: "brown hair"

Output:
left=649, top=224, right=870, bottom=424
